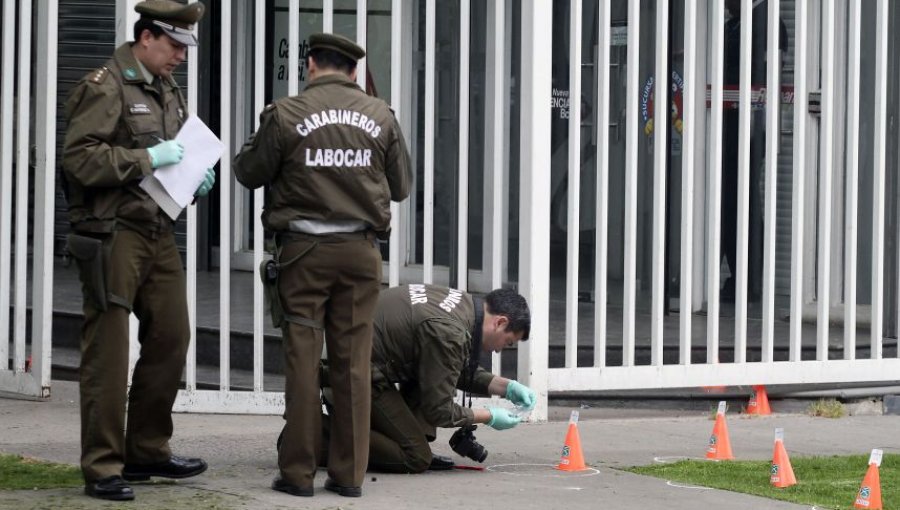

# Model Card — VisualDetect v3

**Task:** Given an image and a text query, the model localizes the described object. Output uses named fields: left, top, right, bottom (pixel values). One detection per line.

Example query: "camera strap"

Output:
left=464, top=295, right=484, bottom=408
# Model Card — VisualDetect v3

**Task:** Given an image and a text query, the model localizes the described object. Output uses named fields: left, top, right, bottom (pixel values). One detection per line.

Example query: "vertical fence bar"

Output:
left=324, top=0, right=334, bottom=33
left=423, top=0, right=435, bottom=283
left=253, top=0, right=266, bottom=392
left=843, top=0, right=860, bottom=361
left=219, top=0, right=233, bottom=391
left=487, top=0, right=506, bottom=374
left=518, top=0, right=552, bottom=420
left=0, top=0, right=15, bottom=368
left=13, top=0, right=32, bottom=372
left=564, top=0, right=582, bottom=368
left=356, top=0, right=367, bottom=89
left=622, top=0, right=640, bottom=367
left=650, top=0, right=668, bottom=366
left=184, top=13, right=200, bottom=392
left=733, top=0, right=752, bottom=363
left=815, top=0, right=835, bottom=361
left=594, top=0, right=610, bottom=368
left=457, top=0, right=470, bottom=291
left=789, top=0, right=808, bottom=362
left=289, top=0, right=299, bottom=95
left=32, top=0, right=58, bottom=392
left=870, top=0, right=888, bottom=360
left=679, top=0, right=697, bottom=365
left=707, top=0, right=724, bottom=364
left=760, top=0, right=780, bottom=363
left=389, top=0, right=402, bottom=287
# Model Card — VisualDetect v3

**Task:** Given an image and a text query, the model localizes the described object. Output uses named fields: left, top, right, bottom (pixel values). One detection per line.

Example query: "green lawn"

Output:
left=0, top=454, right=82, bottom=490
left=628, top=454, right=897, bottom=510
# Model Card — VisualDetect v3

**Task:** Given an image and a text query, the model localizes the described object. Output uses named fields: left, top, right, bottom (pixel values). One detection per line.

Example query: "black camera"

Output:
left=449, top=424, right=488, bottom=463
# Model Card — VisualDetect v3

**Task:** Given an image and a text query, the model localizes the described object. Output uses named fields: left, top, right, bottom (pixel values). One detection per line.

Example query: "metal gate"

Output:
left=548, top=0, right=900, bottom=395
left=4, top=0, right=900, bottom=422
left=1, top=0, right=58, bottom=399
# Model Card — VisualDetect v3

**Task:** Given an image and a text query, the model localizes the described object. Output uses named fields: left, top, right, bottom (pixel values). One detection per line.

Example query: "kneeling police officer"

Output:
left=309, top=284, right=535, bottom=473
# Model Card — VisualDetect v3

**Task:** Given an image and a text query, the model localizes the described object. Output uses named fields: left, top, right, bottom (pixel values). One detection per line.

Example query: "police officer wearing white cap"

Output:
left=63, top=0, right=211, bottom=501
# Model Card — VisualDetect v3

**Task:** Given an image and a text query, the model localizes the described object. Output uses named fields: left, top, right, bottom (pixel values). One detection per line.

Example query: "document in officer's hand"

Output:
left=140, top=115, right=225, bottom=220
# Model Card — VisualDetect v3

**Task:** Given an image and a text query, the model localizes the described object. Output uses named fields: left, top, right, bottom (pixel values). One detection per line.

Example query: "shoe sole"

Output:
left=324, top=481, right=362, bottom=497
left=122, top=464, right=208, bottom=482
left=272, top=483, right=314, bottom=497
left=85, top=489, right=135, bottom=501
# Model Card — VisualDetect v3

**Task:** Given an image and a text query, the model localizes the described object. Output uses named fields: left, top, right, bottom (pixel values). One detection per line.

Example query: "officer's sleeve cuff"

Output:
left=139, top=151, right=154, bottom=177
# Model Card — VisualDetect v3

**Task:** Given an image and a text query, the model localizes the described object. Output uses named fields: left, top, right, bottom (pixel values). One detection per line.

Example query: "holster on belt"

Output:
left=259, top=236, right=318, bottom=328
left=66, top=233, right=110, bottom=311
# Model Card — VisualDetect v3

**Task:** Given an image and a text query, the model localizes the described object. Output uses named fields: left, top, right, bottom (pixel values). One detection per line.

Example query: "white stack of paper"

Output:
left=140, top=115, right=225, bottom=220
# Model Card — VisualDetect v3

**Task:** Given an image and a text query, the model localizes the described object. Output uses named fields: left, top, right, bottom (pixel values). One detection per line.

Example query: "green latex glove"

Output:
left=195, top=168, right=216, bottom=197
left=147, top=140, right=184, bottom=168
left=487, top=407, right=521, bottom=430
left=505, top=380, right=536, bottom=410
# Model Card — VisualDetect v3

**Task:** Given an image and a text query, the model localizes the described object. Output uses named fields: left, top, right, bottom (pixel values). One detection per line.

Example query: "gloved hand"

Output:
left=487, top=407, right=521, bottom=430
left=195, top=168, right=216, bottom=197
left=147, top=140, right=184, bottom=168
left=505, top=380, right=537, bottom=410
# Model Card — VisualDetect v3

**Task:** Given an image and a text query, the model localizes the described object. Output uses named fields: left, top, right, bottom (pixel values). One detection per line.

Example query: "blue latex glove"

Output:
left=505, top=380, right=537, bottom=410
left=147, top=140, right=184, bottom=168
left=195, top=168, right=216, bottom=197
left=487, top=407, right=521, bottom=430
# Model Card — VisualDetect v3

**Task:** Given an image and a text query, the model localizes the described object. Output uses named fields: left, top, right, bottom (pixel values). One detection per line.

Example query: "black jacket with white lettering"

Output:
left=371, top=284, right=494, bottom=431
left=233, top=73, right=412, bottom=233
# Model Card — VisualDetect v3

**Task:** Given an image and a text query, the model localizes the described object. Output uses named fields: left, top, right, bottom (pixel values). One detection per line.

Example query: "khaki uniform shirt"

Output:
left=372, top=285, right=495, bottom=428
left=233, top=73, right=412, bottom=234
left=63, top=43, right=187, bottom=233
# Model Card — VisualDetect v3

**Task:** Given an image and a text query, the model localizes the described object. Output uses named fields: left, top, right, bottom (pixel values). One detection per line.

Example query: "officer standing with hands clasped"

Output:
left=315, top=284, right=535, bottom=473
left=234, top=33, right=412, bottom=498
left=63, top=0, right=215, bottom=502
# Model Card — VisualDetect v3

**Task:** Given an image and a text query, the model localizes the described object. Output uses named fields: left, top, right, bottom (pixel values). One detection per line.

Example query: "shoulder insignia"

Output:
left=89, top=67, right=110, bottom=84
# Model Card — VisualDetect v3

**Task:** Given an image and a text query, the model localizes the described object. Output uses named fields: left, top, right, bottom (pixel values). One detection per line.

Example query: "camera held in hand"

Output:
left=449, top=424, right=488, bottom=463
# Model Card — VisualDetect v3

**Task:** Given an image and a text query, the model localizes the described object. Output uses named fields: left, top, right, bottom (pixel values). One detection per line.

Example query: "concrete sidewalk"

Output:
left=2, top=381, right=898, bottom=509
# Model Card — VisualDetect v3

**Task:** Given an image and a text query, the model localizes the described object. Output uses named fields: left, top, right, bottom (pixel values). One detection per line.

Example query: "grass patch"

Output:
left=628, top=454, right=897, bottom=509
left=807, top=398, right=846, bottom=418
left=0, top=454, right=82, bottom=490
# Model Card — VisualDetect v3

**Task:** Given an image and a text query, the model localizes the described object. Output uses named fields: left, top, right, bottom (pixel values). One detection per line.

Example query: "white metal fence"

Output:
left=2, top=0, right=900, bottom=422
left=0, top=0, right=57, bottom=398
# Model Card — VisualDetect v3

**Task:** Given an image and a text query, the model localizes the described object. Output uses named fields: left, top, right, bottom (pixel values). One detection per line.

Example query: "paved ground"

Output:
left=2, top=381, right=898, bottom=509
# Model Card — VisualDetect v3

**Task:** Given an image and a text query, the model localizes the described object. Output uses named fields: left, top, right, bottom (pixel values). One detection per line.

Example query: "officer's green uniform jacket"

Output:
left=233, top=73, right=411, bottom=234
left=372, top=285, right=496, bottom=428
left=63, top=43, right=187, bottom=232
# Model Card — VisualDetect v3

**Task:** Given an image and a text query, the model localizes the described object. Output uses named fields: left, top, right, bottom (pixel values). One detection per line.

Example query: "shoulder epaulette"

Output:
left=89, top=67, right=110, bottom=84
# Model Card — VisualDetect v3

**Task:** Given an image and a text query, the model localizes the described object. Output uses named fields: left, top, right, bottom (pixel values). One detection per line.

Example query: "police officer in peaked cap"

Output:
left=63, top=0, right=213, bottom=501
left=234, top=32, right=412, bottom=498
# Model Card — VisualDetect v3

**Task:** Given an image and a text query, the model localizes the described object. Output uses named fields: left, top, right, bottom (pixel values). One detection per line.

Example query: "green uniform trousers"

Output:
left=321, top=380, right=435, bottom=474
left=277, top=232, right=381, bottom=489
left=77, top=228, right=189, bottom=482
left=367, top=383, right=435, bottom=473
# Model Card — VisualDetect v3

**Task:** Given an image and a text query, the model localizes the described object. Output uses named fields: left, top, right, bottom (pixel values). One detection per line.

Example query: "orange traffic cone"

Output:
left=745, top=385, right=772, bottom=415
left=854, top=449, right=883, bottom=509
left=556, top=410, right=588, bottom=471
left=770, top=428, right=796, bottom=488
left=706, top=401, right=734, bottom=460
